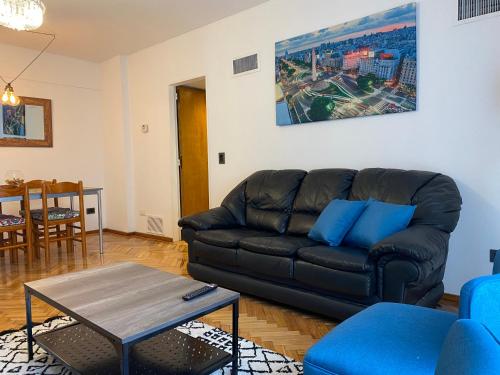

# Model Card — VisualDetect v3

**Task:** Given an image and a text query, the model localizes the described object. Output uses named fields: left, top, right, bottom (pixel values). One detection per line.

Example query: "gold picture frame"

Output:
left=0, top=96, right=53, bottom=147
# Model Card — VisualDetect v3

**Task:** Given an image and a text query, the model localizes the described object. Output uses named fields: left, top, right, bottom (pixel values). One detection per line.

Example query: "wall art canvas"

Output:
left=2, top=104, right=26, bottom=137
left=275, top=3, right=417, bottom=126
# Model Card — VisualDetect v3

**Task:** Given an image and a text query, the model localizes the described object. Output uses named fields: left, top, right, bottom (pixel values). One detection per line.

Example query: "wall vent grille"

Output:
left=233, top=54, right=259, bottom=76
left=147, top=215, right=164, bottom=235
left=458, top=0, right=500, bottom=21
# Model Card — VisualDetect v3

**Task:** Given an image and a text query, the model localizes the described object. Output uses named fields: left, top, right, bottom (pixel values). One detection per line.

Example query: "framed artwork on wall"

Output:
left=0, top=97, right=53, bottom=147
left=275, top=3, right=417, bottom=126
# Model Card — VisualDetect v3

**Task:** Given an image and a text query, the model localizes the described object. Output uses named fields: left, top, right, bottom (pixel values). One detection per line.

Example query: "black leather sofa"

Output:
left=179, top=168, right=462, bottom=320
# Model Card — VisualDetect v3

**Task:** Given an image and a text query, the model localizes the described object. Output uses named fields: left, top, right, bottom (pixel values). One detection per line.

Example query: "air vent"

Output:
left=147, top=215, right=164, bottom=235
left=458, top=0, right=500, bottom=21
left=233, top=53, right=259, bottom=76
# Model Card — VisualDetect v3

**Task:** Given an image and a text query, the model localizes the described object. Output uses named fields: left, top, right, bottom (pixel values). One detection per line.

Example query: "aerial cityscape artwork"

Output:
left=275, top=3, right=417, bottom=126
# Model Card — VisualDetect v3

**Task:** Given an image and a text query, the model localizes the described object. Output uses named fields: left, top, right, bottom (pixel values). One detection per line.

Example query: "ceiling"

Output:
left=0, top=0, right=269, bottom=62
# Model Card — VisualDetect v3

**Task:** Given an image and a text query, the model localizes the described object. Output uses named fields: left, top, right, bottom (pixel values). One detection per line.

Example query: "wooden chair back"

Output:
left=43, top=181, right=82, bottom=195
left=34, top=181, right=87, bottom=262
left=26, top=179, right=59, bottom=207
left=0, top=184, right=30, bottom=203
left=0, top=184, right=32, bottom=220
left=0, top=183, right=32, bottom=225
left=41, top=181, right=85, bottom=225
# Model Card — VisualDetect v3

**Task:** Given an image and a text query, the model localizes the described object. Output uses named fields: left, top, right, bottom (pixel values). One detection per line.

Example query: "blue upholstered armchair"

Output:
left=304, top=252, right=500, bottom=375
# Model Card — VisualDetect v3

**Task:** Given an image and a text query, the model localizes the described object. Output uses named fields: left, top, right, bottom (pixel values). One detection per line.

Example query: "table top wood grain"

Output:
left=25, top=262, right=239, bottom=344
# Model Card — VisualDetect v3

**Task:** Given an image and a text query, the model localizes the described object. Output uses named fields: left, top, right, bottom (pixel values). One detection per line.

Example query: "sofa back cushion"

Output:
left=349, top=168, right=462, bottom=233
left=245, top=170, right=306, bottom=233
left=288, top=169, right=357, bottom=235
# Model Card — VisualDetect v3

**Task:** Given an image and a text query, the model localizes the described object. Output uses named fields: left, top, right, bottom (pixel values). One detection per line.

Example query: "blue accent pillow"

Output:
left=308, top=199, right=368, bottom=246
left=344, top=199, right=416, bottom=249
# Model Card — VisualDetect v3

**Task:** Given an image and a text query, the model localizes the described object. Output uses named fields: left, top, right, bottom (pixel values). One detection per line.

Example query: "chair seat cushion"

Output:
left=0, top=214, right=25, bottom=227
left=298, top=245, right=373, bottom=272
left=304, top=303, right=457, bottom=375
left=30, top=207, right=80, bottom=221
left=239, top=235, right=319, bottom=257
left=195, top=228, right=275, bottom=249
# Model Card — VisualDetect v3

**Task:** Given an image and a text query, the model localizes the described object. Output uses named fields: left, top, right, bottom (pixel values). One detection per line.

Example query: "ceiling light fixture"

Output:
left=0, top=31, right=55, bottom=107
left=0, top=0, right=45, bottom=31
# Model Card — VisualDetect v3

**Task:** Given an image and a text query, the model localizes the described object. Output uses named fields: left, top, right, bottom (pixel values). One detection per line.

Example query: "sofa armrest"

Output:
left=178, top=207, right=239, bottom=231
left=371, top=226, right=450, bottom=304
left=370, top=225, right=449, bottom=265
left=459, top=274, right=500, bottom=339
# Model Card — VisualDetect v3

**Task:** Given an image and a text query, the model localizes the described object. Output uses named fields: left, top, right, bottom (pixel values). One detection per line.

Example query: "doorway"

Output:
left=176, top=80, right=209, bottom=217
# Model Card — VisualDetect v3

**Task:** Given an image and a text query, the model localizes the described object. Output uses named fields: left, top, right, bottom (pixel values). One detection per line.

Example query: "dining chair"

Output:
left=0, top=184, right=32, bottom=266
left=32, top=181, right=87, bottom=263
left=24, top=179, right=64, bottom=250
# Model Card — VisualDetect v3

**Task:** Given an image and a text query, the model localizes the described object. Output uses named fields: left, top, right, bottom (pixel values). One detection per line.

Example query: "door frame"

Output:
left=169, top=76, right=208, bottom=241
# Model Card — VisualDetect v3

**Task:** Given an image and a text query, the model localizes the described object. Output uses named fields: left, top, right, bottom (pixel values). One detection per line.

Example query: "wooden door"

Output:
left=176, top=86, right=209, bottom=217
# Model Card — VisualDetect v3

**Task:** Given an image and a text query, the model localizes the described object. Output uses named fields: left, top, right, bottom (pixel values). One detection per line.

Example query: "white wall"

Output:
left=0, top=43, right=104, bottom=230
left=118, top=0, right=500, bottom=294
left=101, top=56, right=135, bottom=232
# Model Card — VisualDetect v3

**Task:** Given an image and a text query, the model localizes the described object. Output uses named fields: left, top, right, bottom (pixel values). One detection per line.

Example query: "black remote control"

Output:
left=182, top=284, right=218, bottom=301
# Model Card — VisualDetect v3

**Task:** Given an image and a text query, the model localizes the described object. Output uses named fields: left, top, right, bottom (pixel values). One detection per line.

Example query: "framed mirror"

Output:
left=0, top=96, right=52, bottom=147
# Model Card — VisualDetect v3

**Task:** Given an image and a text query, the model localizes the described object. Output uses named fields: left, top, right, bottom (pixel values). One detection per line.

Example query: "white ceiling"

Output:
left=0, top=0, right=269, bottom=62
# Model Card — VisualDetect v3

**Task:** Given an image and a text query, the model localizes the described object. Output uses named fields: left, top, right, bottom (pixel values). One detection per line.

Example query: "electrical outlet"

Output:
left=218, top=152, right=225, bottom=165
left=490, top=249, right=498, bottom=263
left=86, top=207, right=95, bottom=215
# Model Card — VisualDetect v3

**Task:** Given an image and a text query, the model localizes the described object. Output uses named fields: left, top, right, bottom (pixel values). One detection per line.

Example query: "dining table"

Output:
left=0, top=187, right=104, bottom=254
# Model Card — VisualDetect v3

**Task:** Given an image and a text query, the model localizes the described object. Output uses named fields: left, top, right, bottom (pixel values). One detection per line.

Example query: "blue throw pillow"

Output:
left=308, top=199, right=368, bottom=246
left=344, top=199, right=416, bottom=249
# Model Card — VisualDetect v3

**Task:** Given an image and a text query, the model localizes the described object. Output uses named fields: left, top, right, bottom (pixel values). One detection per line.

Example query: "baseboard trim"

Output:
left=442, top=293, right=459, bottom=304
left=130, top=231, right=173, bottom=243
left=102, top=228, right=131, bottom=237
left=86, top=228, right=173, bottom=243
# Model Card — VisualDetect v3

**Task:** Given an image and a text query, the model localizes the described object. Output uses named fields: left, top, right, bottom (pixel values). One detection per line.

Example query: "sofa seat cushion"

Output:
left=195, top=228, right=275, bottom=249
left=294, top=260, right=375, bottom=297
left=238, top=249, right=294, bottom=280
left=304, top=303, right=457, bottom=375
left=191, top=240, right=238, bottom=267
left=298, top=245, right=373, bottom=272
left=239, top=235, right=319, bottom=257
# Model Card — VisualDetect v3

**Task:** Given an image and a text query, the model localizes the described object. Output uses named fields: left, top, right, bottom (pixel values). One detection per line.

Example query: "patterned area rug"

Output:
left=0, top=317, right=303, bottom=374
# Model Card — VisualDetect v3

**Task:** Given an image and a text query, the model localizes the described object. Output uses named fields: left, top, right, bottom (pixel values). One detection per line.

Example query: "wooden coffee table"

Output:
left=24, top=262, right=240, bottom=375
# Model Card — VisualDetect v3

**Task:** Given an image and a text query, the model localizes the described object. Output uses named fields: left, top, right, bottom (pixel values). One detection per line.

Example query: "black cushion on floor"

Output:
left=239, top=235, right=320, bottom=257
left=195, top=228, right=275, bottom=249
left=298, top=246, right=373, bottom=273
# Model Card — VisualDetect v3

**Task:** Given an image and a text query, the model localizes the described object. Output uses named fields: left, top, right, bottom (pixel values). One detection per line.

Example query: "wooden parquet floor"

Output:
left=0, top=233, right=457, bottom=362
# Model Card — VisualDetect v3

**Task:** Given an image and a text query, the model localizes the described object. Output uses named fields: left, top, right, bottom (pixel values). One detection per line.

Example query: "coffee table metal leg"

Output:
left=25, top=288, right=34, bottom=360
left=119, top=343, right=130, bottom=375
left=232, top=300, right=239, bottom=375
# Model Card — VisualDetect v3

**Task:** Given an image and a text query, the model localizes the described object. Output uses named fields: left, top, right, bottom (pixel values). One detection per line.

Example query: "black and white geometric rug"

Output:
left=0, top=316, right=303, bottom=374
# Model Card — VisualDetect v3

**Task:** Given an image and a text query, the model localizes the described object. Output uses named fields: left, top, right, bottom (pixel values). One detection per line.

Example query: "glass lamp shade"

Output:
left=0, top=0, right=45, bottom=31
left=4, top=170, right=25, bottom=186
left=2, top=84, right=20, bottom=106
